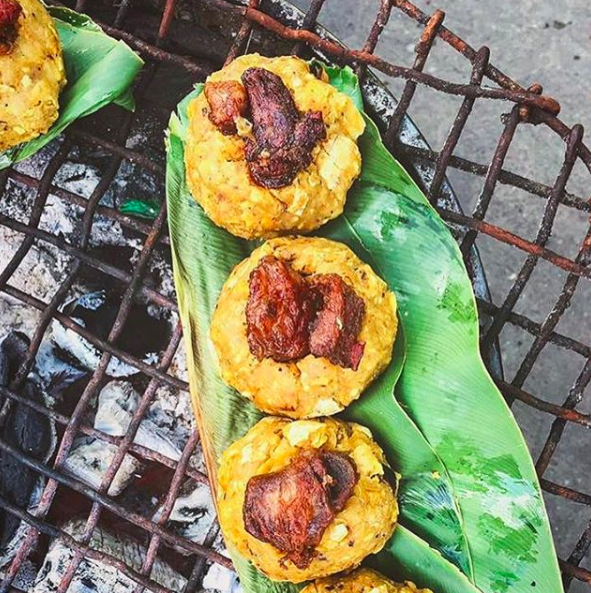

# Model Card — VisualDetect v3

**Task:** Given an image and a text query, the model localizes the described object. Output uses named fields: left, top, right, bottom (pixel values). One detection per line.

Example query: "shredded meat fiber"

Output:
left=243, top=450, right=357, bottom=568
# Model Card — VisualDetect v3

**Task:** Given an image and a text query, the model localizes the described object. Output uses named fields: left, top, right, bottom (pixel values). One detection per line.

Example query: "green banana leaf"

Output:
left=0, top=6, right=143, bottom=170
left=166, top=64, right=562, bottom=593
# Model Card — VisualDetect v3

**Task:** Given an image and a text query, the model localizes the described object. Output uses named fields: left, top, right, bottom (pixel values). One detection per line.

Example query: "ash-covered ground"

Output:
left=0, top=129, right=240, bottom=592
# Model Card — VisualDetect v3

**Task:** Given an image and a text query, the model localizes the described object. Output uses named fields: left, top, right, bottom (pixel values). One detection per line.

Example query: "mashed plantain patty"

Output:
left=218, top=417, right=398, bottom=583
left=210, top=236, right=398, bottom=419
left=0, top=0, right=66, bottom=152
left=184, top=53, right=365, bottom=239
left=302, top=567, right=433, bottom=593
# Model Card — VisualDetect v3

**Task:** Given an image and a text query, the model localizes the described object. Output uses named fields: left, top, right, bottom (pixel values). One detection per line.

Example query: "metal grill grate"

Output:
left=0, top=0, right=589, bottom=591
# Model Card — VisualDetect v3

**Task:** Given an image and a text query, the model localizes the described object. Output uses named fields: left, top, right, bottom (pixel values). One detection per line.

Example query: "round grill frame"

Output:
left=0, top=0, right=589, bottom=591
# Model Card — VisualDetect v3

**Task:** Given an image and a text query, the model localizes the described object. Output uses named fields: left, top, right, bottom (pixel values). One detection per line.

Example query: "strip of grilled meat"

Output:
left=246, top=256, right=366, bottom=369
left=243, top=450, right=357, bottom=568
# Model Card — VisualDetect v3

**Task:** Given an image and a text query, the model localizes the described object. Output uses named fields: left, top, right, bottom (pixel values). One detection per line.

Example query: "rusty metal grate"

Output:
left=0, top=0, right=589, bottom=591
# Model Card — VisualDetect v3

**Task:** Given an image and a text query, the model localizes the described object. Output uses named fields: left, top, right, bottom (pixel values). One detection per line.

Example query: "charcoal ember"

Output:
left=241, top=67, right=326, bottom=188
left=0, top=330, right=28, bottom=389
left=94, top=380, right=183, bottom=462
left=204, top=81, right=249, bottom=135
left=309, top=274, right=366, bottom=370
left=0, top=332, right=56, bottom=566
left=45, top=368, right=91, bottom=419
left=153, top=483, right=215, bottom=544
left=32, top=519, right=187, bottom=593
left=52, top=290, right=171, bottom=377
left=63, top=437, right=143, bottom=497
left=246, top=256, right=315, bottom=362
left=243, top=449, right=357, bottom=568
left=0, top=0, right=22, bottom=55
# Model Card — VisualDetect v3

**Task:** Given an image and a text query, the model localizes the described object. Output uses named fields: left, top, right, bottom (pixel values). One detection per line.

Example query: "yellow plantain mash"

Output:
left=218, top=417, right=398, bottom=583
left=184, top=53, right=365, bottom=239
left=210, top=236, right=398, bottom=419
left=302, top=568, right=433, bottom=593
left=0, top=0, right=66, bottom=152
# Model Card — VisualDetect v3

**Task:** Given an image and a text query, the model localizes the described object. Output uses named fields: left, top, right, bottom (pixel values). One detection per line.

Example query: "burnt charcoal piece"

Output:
left=0, top=331, right=29, bottom=390
left=246, top=256, right=315, bottom=362
left=78, top=245, right=136, bottom=292
left=0, top=333, right=54, bottom=554
left=309, top=274, right=366, bottom=370
left=54, top=290, right=171, bottom=377
left=0, top=0, right=21, bottom=55
left=204, top=81, right=249, bottom=135
left=243, top=450, right=357, bottom=568
left=241, top=67, right=326, bottom=188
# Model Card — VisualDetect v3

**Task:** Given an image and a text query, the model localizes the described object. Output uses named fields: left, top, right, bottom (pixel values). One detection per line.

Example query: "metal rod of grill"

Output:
left=1, top=0, right=590, bottom=590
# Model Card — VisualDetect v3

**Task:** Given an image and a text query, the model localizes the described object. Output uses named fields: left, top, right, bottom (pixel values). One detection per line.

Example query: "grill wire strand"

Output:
left=0, top=0, right=589, bottom=591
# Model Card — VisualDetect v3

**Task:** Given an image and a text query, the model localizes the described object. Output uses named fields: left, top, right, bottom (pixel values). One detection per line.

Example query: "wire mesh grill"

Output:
left=0, top=0, right=589, bottom=591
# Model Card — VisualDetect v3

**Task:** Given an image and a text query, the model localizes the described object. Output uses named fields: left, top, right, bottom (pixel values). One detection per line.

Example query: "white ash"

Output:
left=12, top=138, right=64, bottom=180
left=155, top=485, right=215, bottom=545
left=202, top=562, right=242, bottom=593
left=362, top=77, right=397, bottom=122
left=8, top=559, right=38, bottom=592
left=52, top=160, right=101, bottom=198
left=150, top=382, right=208, bottom=474
left=63, top=437, right=143, bottom=497
left=0, top=179, right=74, bottom=330
left=146, top=392, right=193, bottom=457
left=51, top=307, right=132, bottom=377
left=32, top=519, right=187, bottom=593
left=95, top=380, right=184, bottom=461
left=265, top=0, right=305, bottom=28
left=168, top=338, right=189, bottom=382
left=34, top=340, right=87, bottom=388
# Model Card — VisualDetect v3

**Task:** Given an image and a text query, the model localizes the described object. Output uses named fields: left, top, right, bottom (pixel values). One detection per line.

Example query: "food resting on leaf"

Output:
left=210, top=236, right=397, bottom=418
left=217, top=417, right=398, bottom=582
left=184, top=53, right=364, bottom=239
left=302, top=568, right=433, bottom=593
left=0, top=0, right=66, bottom=152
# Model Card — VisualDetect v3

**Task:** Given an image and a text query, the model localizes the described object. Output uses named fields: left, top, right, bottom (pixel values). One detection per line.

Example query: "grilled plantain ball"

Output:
left=0, top=0, right=66, bottom=152
left=211, top=236, right=398, bottom=419
left=302, top=568, right=433, bottom=593
left=217, top=417, right=398, bottom=583
left=185, top=54, right=364, bottom=239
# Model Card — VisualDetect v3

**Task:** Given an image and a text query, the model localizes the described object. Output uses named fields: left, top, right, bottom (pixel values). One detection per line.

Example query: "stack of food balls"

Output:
left=184, top=54, right=430, bottom=590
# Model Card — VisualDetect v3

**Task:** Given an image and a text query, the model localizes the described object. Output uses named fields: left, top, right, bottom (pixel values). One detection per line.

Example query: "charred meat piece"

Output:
left=243, top=450, right=357, bottom=568
left=321, top=451, right=358, bottom=511
left=246, top=257, right=367, bottom=369
left=241, top=67, right=326, bottom=189
left=246, top=256, right=315, bottom=362
left=204, top=81, right=249, bottom=135
left=0, top=0, right=22, bottom=55
left=309, top=274, right=366, bottom=370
